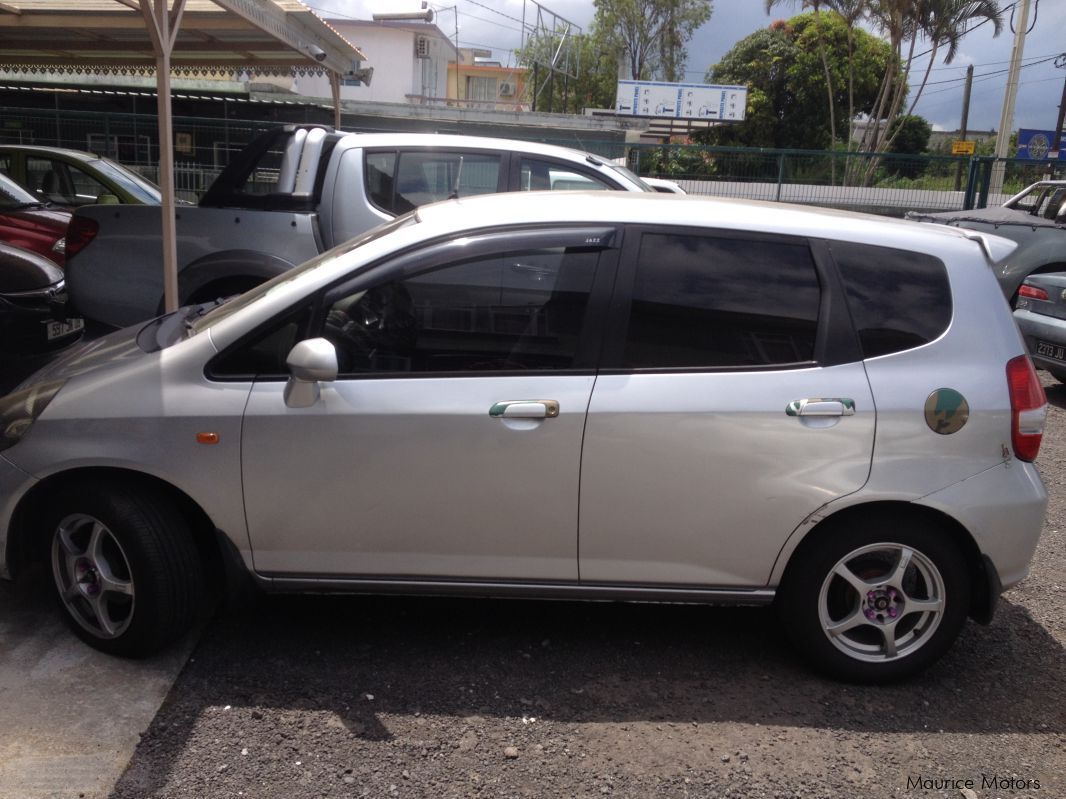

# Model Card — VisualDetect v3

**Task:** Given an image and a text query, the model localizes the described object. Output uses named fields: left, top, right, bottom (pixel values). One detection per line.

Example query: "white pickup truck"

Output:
left=65, top=125, right=649, bottom=328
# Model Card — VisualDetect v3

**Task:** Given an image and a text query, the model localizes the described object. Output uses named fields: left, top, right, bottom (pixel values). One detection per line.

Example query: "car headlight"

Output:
left=0, top=380, right=65, bottom=453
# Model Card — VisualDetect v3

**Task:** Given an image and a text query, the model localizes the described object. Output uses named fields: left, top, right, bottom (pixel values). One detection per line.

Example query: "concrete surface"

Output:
left=0, top=566, right=194, bottom=799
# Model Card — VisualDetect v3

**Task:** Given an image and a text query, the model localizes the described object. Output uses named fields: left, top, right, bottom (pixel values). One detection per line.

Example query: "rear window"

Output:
left=831, top=242, right=951, bottom=359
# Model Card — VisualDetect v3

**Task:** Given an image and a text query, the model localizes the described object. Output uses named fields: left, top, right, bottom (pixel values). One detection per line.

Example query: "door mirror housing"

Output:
left=284, top=337, right=338, bottom=408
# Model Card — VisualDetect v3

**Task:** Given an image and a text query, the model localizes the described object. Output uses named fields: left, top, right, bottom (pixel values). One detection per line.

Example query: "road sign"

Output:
left=951, top=140, right=976, bottom=155
left=614, top=80, right=747, bottom=122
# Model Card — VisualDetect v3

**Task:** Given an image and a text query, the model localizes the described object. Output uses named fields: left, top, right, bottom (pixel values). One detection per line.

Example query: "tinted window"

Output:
left=832, top=242, right=951, bottom=358
left=623, top=233, right=821, bottom=368
left=211, top=307, right=311, bottom=377
left=323, top=247, right=598, bottom=374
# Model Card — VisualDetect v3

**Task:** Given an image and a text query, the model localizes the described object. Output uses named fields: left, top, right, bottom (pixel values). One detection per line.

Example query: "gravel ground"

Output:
left=95, top=377, right=1062, bottom=798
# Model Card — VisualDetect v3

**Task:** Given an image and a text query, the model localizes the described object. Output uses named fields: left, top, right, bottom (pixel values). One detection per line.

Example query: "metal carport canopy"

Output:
left=0, top=0, right=367, bottom=314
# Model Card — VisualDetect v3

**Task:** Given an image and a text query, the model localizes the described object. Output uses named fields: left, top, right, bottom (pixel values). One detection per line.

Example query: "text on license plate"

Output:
left=46, top=318, right=85, bottom=341
left=1035, top=339, right=1066, bottom=362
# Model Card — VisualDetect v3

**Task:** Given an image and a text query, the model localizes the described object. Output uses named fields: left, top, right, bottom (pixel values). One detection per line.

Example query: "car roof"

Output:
left=413, top=190, right=993, bottom=256
left=336, top=131, right=614, bottom=164
left=0, top=145, right=103, bottom=163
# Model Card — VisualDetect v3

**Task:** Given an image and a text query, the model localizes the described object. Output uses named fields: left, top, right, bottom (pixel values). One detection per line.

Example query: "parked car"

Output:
left=0, top=241, right=83, bottom=357
left=0, top=173, right=69, bottom=266
left=0, top=193, right=1047, bottom=682
left=643, top=177, right=687, bottom=194
left=1012, top=272, right=1066, bottom=381
left=65, top=125, right=651, bottom=328
left=0, top=145, right=163, bottom=207
left=907, top=180, right=1066, bottom=299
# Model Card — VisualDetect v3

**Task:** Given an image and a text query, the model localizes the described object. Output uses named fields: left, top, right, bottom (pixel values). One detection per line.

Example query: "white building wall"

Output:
left=294, top=22, right=452, bottom=105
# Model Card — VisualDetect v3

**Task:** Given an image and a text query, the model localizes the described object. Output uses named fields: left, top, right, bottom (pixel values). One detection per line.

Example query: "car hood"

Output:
left=907, top=206, right=1064, bottom=230
left=0, top=243, right=63, bottom=292
left=18, top=325, right=144, bottom=389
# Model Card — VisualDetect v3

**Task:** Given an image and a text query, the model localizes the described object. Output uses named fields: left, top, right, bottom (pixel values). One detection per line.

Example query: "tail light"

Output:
left=64, top=216, right=99, bottom=260
left=1018, top=283, right=1048, bottom=301
left=1006, top=354, right=1046, bottom=462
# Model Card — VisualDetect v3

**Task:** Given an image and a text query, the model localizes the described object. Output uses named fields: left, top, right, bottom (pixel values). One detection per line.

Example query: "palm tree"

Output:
left=764, top=0, right=840, bottom=163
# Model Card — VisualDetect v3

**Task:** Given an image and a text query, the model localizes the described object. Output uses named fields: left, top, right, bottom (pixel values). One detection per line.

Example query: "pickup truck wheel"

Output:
left=47, top=481, right=203, bottom=657
left=1048, top=368, right=1066, bottom=384
left=778, top=517, right=969, bottom=683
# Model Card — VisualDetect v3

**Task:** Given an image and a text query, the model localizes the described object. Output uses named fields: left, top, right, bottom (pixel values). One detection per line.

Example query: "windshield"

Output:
left=0, top=172, right=43, bottom=207
left=187, top=212, right=420, bottom=335
left=90, top=159, right=162, bottom=203
left=605, top=163, right=653, bottom=192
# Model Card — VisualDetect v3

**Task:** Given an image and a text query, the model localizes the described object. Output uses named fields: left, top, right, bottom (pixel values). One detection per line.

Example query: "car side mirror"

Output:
left=96, top=193, right=120, bottom=205
left=284, top=338, right=338, bottom=408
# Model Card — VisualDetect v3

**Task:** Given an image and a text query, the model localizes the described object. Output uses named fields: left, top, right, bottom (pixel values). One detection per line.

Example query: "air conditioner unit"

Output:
left=499, top=81, right=515, bottom=96
left=415, top=35, right=430, bottom=58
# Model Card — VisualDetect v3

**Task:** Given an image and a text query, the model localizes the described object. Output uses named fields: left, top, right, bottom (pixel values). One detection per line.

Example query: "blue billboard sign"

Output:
left=1017, top=129, right=1061, bottom=160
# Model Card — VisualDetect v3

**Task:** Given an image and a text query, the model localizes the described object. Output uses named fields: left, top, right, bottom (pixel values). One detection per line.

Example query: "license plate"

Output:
left=1035, top=339, right=1066, bottom=362
left=45, top=318, right=85, bottom=341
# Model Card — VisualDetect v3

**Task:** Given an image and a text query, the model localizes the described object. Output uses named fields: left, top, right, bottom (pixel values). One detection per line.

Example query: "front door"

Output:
left=240, top=230, right=616, bottom=581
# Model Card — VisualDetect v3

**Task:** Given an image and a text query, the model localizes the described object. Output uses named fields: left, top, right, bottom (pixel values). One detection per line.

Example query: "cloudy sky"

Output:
left=311, top=0, right=1065, bottom=134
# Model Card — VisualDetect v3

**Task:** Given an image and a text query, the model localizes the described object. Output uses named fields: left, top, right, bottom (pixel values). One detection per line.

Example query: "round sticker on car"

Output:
left=924, top=389, right=969, bottom=434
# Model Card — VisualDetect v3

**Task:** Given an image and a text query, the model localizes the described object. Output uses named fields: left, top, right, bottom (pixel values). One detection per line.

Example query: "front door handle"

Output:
left=786, top=398, right=855, bottom=417
left=489, top=400, right=560, bottom=419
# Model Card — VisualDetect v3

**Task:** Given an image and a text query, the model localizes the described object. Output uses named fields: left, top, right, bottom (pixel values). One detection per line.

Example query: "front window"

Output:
left=366, top=150, right=502, bottom=214
left=321, top=245, right=599, bottom=374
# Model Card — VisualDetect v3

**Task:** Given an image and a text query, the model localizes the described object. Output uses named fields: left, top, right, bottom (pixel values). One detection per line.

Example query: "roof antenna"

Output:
left=449, top=155, right=464, bottom=200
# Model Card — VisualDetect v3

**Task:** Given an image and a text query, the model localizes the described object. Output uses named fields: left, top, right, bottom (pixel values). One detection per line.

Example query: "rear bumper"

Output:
left=917, top=459, right=1047, bottom=593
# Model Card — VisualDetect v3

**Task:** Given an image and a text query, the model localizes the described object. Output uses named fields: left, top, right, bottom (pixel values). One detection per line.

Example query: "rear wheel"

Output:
left=778, top=516, right=970, bottom=682
left=1047, top=368, right=1066, bottom=384
left=47, top=481, right=203, bottom=657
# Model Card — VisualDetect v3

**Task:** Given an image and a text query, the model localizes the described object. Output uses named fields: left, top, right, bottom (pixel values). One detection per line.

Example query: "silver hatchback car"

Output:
left=0, top=192, right=1048, bottom=682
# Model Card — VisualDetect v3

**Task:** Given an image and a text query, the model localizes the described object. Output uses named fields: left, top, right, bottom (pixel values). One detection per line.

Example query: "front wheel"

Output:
left=47, top=481, right=203, bottom=657
left=778, top=518, right=970, bottom=682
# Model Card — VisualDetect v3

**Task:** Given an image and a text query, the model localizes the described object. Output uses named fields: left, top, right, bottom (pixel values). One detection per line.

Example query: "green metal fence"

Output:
left=623, top=143, right=1066, bottom=216
left=3, top=105, right=1062, bottom=212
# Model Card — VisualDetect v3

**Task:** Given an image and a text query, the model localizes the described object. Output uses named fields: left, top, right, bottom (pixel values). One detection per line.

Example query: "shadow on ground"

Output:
left=106, top=590, right=1064, bottom=797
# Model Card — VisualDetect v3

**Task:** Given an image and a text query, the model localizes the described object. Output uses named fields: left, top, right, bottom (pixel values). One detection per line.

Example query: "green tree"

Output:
left=516, top=28, right=618, bottom=112
left=699, top=14, right=897, bottom=150
left=593, top=0, right=713, bottom=81
left=884, top=113, right=932, bottom=177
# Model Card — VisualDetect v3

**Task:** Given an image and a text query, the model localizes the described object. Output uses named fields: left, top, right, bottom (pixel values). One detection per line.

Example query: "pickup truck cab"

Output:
left=65, top=126, right=650, bottom=328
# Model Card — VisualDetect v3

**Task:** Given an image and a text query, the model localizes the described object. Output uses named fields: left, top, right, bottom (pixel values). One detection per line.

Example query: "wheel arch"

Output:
left=153, top=249, right=297, bottom=314
left=7, top=466, right=244, bottom=601
left=773, top=500, right=995, bottom=623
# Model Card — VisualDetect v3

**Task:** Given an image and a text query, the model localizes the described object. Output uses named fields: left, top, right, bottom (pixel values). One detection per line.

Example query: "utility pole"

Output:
left=1051, top=53, right=1066, bottom=161
left=955, top=64, right=974, bottom=191
left=991, top=0, right=1031, bottom=195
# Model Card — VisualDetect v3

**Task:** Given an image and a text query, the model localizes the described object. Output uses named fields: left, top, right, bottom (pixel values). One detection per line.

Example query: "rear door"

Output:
left=579, top=227, right=876, bottom=587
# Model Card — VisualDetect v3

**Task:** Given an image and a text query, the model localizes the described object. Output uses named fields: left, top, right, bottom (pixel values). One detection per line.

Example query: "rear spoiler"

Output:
left=956, top=230, right=1019, bottom=265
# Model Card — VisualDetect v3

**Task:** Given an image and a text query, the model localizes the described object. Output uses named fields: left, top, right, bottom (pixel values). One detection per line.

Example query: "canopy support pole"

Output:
left=329, top=71, right=341, bottom=130
left=140, top=0, right=186, bottom=314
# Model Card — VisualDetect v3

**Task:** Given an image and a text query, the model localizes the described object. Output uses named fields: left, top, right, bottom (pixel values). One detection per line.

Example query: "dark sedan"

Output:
left=0, top=241, right=83, bottom=359
left=0, top=173, right=70, bottom=266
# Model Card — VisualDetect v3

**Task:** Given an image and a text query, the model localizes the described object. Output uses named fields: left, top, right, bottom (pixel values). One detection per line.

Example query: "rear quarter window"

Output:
left=831, top=241, right=951, bottom=358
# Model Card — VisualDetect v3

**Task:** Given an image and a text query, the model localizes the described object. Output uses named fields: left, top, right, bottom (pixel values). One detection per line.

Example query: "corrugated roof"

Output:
left=0, top=0, right=366, bottom=77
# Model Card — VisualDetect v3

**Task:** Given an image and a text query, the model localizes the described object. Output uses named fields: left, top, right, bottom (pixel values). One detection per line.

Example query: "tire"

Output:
left=777, top=515, right=970, bottom=683
left=46, top=480, right=203, bottom=657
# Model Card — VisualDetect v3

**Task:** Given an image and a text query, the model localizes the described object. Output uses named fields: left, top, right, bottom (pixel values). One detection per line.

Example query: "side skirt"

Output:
left=253, top=574, right=776, bottom=606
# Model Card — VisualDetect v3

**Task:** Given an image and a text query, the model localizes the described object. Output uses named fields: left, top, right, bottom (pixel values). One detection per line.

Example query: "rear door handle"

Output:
left=489, top=400, right=560, bottom=419
left=786, top=398, right=855, bottom=417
